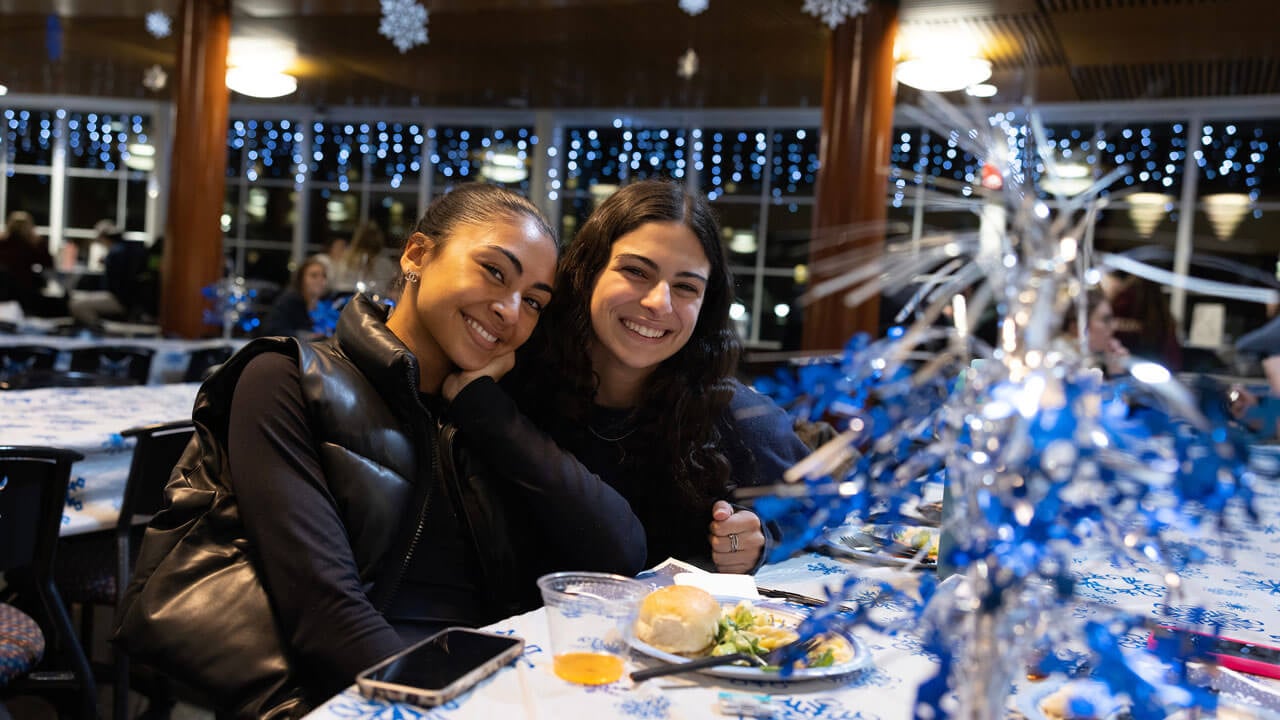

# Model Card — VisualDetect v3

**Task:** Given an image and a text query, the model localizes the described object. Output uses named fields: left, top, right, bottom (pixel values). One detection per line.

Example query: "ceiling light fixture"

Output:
left=965, top=83, right=997, bottom=98
left=1127, top=192, right=1173, bottom=238
left=225, top=37, right=298, bottom=98
left=895, top=57, right=991, bottom=93
left=728, top=229, right=758, bottom=255
left=1202, top=193, right=1251, bottom=241
left=0, top=84, right=8, bottom=95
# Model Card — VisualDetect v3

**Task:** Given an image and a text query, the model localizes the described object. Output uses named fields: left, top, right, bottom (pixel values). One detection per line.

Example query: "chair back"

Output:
left=183, top=345, right=235, bottom=383
left=0, top=446, right=83, bottom=577
left=118, top=421, right=195, bottom=527
left=68, top=345, right=155, bottom=384
left=0, top=344, right=58, bottom=380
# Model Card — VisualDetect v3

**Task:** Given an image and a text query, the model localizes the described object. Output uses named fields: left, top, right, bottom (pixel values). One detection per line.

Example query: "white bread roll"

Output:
left=634, top=585, right=721, bottom=655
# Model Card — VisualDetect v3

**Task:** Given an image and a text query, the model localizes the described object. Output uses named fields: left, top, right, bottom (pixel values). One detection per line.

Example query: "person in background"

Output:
left=118, top=184, right=644, bottom=716
left=68, top=220, right=147, bottom=327
left=1053, top=287, right=1131, bottom=377
left=509, top=179, right=811, bottom=574
left=257, top=255, right=330, bottom=339
left=0, top=211, right=55, bottom=315
left=1105, top=272, right=1182, bottom=371
left=330, top=221, right=399, bottom=298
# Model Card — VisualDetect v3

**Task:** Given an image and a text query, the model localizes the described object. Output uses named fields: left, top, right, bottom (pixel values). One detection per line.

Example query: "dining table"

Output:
left=0, top=334, right=246, bottom=385
left=1, top=381, right=200, bottom=536
left=303, top=466, right=1280, bottom=720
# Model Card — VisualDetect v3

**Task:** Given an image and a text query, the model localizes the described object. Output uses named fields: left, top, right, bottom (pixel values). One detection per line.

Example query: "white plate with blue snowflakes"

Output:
left=629, top=597, right=873, bottom=682
left=1017, top=677, right=1128, bottom=720
left=815, top=523, right=939, bottom=570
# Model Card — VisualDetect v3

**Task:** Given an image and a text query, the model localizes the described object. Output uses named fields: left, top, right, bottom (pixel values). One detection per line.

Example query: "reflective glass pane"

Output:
left=564, top=127, right=624, bottom=191
left=369, top=191, right=418, bottom=247
left=66, top=176, right=119, bottom=229
left=369, top=121, right=424, bottom=188
left=235, top=119, right=304, bottom=182
left=922, top=128, right=982, bottom=187
left=310, top=122, right=367, bottom=184
left=307, top=188, right=359, bottom=246
left=758, top=274, right=805, bottom=349
left=1197, top=119, right=1280, bottom=203
left=242, top=246, right=293, bottom=286
left=771, top=127, right=820, bottom=197
left=729, top=271, right=754, bottom=342
left=764, top=201, right=812, bottom=268
left=243, top=186, right=297, bottom=242
left=3, top=109, right=56, bottom=166
left=713, top=202, right=763, bottom=266
left=560, top=195, right=595, bottom=244
left=125, top=178, right=148, bottom=232
left=625, top=127, right=689, bottom=181
left=66, top=112, right=153, bottom=171
left=701, top=127, right=768, bottom=198
left=1099, top=121, right=1186, bottom=196
left=432, top=125, right=534, bottom=194
left=5, top=173, right=53, bottom=225
left=222, top=186, right=241, bottom=237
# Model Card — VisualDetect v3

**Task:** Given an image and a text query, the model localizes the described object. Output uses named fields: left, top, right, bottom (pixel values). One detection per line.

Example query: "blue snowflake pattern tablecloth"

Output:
left=1, top=382, right=199, bottom=536
left=305, top=476, right=1280, bottom=720
left=0, top=334, right=246, bottom=384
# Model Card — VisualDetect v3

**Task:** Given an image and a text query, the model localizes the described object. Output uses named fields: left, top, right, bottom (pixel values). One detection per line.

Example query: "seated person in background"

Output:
left=0, top=210, right=55, bottom=315
left=330, top=221, right=399, bottom=299
left=507, top=179, right=811, bottom=574
left=1104, top=272, right=1182, bottom=371
left=1053, top=288, right=1131, bottom=377
left=257, top=255, right=329, bottom=339
left=118, top=184, right=645, bottom=716
left=1229, top=303, right=1280, bottom=437
left=68, top=220, right=148, bottom=327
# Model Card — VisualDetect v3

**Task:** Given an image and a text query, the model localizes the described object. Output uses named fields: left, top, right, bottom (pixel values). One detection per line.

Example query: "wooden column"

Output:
left=801, top=0, right=899, bottom=351
left=160, top=0, right=231, bottom=338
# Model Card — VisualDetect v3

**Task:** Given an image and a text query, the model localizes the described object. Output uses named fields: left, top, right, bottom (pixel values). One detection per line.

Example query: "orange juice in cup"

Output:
left=537, top=572, right=647, bottom=685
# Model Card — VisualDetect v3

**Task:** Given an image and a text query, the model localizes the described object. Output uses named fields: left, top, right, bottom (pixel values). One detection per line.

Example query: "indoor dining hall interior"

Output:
left=3, top=1, right=1280, bottom=719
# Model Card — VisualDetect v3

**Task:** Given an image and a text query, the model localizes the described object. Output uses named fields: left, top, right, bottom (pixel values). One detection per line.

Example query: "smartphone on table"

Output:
left=356, top=628, right=525, bottom=707
left=1147, top=625, right=1280, bottom=680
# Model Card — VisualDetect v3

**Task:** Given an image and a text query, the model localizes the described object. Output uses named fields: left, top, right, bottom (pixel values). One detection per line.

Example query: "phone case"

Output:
left=1148, top=626, right=1280, bottom=680
left=355, top=628, right=525, bottom=707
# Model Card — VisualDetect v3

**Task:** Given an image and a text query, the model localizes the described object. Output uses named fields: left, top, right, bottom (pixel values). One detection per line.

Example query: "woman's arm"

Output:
left=228, top=353, right=403, bottom=689
left=447, top=377, right=648, bottom=576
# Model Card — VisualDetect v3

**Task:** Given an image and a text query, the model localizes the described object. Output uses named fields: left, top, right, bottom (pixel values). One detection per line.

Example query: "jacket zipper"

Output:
left=375, top=375, right=442, bottom=614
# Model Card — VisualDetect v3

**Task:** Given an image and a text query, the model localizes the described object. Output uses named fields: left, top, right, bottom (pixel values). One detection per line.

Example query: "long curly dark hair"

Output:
left=521, top=179, right=742, bottom=512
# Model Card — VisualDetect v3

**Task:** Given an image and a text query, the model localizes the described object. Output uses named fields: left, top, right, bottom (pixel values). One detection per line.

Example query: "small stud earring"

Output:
left=404, top=270, right=420, bottom=284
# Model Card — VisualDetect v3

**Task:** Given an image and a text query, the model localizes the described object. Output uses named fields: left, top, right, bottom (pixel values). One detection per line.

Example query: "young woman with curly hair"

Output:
left=510, top=179, right=810, bottom=574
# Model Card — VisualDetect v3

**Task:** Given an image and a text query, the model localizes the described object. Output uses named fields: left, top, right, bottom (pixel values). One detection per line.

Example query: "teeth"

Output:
left=623, top=319, right=666, bottom=339
left=465, top=316, right=498, bottom=343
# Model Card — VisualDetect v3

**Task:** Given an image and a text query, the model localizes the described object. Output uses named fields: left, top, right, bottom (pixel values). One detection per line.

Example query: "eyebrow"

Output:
left=615, top=253, right=708, bottom=284
left=491, top=245, right=554, bottom=295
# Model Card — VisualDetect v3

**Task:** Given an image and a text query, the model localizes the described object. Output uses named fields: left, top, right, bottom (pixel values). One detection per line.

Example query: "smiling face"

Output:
left=389, top=215, right=556, bottom=392
left=587, top=220, right=711, bottom=384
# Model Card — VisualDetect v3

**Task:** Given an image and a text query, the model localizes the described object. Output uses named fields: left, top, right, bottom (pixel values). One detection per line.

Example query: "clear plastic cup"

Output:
left=536, top=571, right=648, bottom=685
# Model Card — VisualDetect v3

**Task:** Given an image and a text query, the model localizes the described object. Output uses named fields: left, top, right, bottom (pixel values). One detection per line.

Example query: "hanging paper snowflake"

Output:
left=679, top=0, right=709, bottom=15
left=145, top=11, right=172, bottom=39
left=378, top=0, right=429, bottom=53
left=142, top=64, right=167, bottom=92
left=802, top=0, right=869, bottom=29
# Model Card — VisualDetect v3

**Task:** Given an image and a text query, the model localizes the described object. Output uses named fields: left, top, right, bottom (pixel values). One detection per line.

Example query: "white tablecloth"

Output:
left=1, top=383, right=200, bottom=536
left=306, top=478, right=1280, bottom=720
left=0, top=334, right=246, bottom=384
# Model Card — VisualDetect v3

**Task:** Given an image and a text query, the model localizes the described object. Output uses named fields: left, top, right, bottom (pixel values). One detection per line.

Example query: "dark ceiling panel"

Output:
left=0, top=0, right=1278, bottom=107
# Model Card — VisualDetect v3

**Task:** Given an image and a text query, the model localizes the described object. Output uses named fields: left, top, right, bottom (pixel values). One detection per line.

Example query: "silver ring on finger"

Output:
left=728, top=532, right=740, bottom=553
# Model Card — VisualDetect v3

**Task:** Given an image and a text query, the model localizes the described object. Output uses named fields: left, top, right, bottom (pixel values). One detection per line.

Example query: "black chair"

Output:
left=0, top=345, right=59, bottom=380
left=0, top=446, right=96, bottom=720
left=54, top=421, right=195, bottom=720
left=68, top=345, right=155, bottom=385
left=183, top=345, right=235, bottom=383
